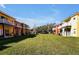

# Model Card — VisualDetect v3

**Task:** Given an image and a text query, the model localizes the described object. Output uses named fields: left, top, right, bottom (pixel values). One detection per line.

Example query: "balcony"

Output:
left=0, top=19, right=14, bottom=25
left=16, top=24, right=22, bottom=28
left=0, top=19, right=3, bottom=23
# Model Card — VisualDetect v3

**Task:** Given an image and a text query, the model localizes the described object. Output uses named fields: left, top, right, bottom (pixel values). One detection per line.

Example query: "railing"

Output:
left=0, top=19, right=3, bottom=23
left=16, top=25, right=22, bottom=28
left=0, top=19, right=23, bottom=28
left=0, top=19, right=14, bottom=25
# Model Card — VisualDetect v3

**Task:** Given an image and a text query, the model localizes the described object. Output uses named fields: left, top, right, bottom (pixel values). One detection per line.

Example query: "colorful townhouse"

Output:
left=66, top=12, right=79, bottom=37
left=52, top=12, right=79, bottom=37
left=0, top=11, right=30, bottom=38
left=14, top=20, right=22, bottom=36
left=52, top=24, right=62, bottom=35
left=61, top=22, right=71, bottom=36
left=21, top=23, right=28, bottom=35
left=0, top=11, right=15, bottom=38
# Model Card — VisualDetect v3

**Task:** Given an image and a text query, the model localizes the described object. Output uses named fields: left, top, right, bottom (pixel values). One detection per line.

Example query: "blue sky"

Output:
left=0, top=4, right=79, bottom=28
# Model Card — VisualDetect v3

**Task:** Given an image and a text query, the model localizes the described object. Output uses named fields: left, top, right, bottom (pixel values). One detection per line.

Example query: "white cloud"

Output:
left=0, top=4, right=6, bottom=8
left=15, top=16, right=56, bottom=28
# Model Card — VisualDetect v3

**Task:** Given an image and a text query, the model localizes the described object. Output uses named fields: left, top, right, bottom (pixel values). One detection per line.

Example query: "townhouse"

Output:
left=68, top=13, right=79, bottom=37
left=52, top=24, right=62, bottom=35
left=61, top=22, right=71, bottom=36
left=14, top=20, right=23, bottom=36
left=0, top=11, right=15, bottom=38
left=52, top=12, right=79, bottom=37
left=0, top=11, right=29, bottom=38
left=61, top=13, right=79, bottom=37
left=21, top=23, right=28, bottom=35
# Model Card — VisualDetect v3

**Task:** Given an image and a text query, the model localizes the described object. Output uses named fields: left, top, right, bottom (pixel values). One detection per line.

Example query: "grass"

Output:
left=0, top=34, right=79, bottom=55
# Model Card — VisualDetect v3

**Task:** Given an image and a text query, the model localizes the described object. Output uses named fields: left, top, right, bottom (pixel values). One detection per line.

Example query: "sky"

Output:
left=0, top=4, right=79, bottom=28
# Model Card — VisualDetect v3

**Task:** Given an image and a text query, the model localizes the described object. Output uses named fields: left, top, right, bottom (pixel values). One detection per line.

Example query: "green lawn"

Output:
left=0, top=34, right=79, bottom=55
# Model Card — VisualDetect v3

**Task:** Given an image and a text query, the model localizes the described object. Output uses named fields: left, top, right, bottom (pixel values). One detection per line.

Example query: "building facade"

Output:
left=0, top=11, right=30, bottom=38
left=52, top=12, right=79, bottom=37
left=52, top=24, right=62, bottom=35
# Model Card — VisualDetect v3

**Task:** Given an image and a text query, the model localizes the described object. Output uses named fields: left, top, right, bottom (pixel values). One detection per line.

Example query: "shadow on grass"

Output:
left=0, top=34, right=36, bottom=51
left=0, top=45, right=11, bottom=51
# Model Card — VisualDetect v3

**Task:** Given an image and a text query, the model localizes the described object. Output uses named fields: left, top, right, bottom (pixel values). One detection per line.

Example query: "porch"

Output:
left=62, top=26, right=71, bottom=36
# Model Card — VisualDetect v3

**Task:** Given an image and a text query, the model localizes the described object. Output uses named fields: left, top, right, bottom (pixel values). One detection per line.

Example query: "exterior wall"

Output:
left=26, top=29, right=29, bottom=34
left=62, top=28, right=71, bottom=36
left=17, top=23, right=22, bottom=36
left=62, top=28, right=65, bottom=36
left=52, top=27, right=57, bottom=35
left=0, top=25, right=3, bottom=36
left=18, top=28, right=22, bottom=36
left=0, top=13, right=7, bottom=18
left=21, top=24, right=27, bottom=35
left=61, top=16, right=78, bottom=37
left=14, top=27, right=22, bottom=36
left=53, top=24, right=62, bottom=35
left=14, top=21, right=22, bottom=36
left=76, top=15, right=79, bottom=37
left=14, top=27, right=16, bottom=36
left=53, top=26, right=58, bottom=35
left=9, top=26, right=14, bottom=36
left=53, top=27, right=57, bottom=35
left=53, top=13, right=79, bottom=37
left=0, top=12, right=14, bottom=25
left=63, top=15, right=79, bottom=37
left=70, top=15, right=78, bottom=37
left=0, top=12, right=15, bottom=38
left=0, top=11, right=29, bottom=38
left=4, top=25, right=14, bottom=37
left=23, top=29, right=26, bottom=35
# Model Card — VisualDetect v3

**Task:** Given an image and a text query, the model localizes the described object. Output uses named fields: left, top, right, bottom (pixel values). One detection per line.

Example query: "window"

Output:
left=0, top=16, right=5, bottom=19
left=5, top=29, right=9, bottom=36
left=73, top=18, right=76, bottom=20
left=73, top=29, right=76, bottom=34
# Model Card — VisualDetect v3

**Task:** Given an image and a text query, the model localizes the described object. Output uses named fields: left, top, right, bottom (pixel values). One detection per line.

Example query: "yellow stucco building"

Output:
left=61, top=12, right=79, bottom=37
left=0, top=11, right=29, bottom=38
left=69, top=13, right=79, bottom=37
left=0, top=11, right=15, bottom=38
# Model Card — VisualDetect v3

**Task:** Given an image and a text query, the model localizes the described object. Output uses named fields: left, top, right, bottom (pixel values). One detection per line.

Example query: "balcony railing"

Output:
left=16, top=25, right=22, bottom=28
left=0, top=19, right=14, bottom=25
left=0, top=19, right=3, bottom=23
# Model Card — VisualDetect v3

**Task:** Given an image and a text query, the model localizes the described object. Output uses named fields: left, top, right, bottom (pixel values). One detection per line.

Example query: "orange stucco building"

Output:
left=52, top=24, right=62, bottom=35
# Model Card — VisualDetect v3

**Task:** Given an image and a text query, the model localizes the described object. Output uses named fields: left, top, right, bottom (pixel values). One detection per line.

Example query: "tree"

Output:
left=63, top=17, right=71, bottom=22
left=35, top=23, right=56, bottom=34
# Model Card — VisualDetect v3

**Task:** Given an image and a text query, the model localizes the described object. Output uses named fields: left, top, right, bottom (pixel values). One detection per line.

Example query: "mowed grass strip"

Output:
left=0, top=34, right=79, bottom=55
